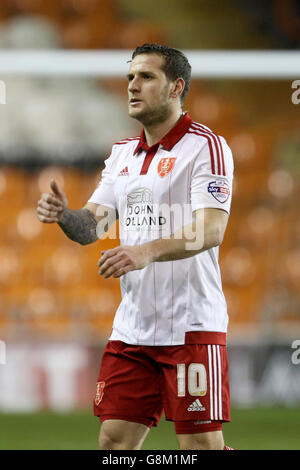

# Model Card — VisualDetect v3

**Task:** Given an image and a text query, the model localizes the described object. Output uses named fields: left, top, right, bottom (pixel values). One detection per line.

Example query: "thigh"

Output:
left=159, top=343, right=230, bottom=430
left=99, top=419, right=150, bottom=450
left=94, top=341, right=164, bottom=428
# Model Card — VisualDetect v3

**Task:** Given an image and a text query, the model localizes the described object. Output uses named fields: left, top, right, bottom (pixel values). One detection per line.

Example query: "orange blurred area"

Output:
left=0, top=79, right=298, bottom=339
left=0, top=142, right=299, bottom=340
left=0, top=1, right=299, bottom=340
left=0, top=0, right=166, bottom=49
left=0, top=166, right=121, bottom=340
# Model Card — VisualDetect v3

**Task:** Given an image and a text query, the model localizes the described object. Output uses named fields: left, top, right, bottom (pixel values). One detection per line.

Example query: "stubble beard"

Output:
left=129, top=90, right=172, bottom=128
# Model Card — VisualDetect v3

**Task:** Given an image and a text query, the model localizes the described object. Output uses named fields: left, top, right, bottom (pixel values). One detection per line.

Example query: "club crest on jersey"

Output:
left=157, top=157, right=176, bottom=177
left=208, top=179, right=230, bottom=203
left=94, top=381, right=105, bottom=406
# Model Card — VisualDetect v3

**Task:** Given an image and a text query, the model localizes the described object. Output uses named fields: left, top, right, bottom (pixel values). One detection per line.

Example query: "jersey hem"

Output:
left=191, top=203, right=231, bottom=215
left=108, top=331, right=227, bottom=346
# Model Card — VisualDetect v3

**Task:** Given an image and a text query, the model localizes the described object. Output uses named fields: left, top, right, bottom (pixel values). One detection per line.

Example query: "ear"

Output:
left=170, top=77, right=185, bottom=100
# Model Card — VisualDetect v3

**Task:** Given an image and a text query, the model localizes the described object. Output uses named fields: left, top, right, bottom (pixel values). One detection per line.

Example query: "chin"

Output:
left=128, top=108, right=145, bottom=121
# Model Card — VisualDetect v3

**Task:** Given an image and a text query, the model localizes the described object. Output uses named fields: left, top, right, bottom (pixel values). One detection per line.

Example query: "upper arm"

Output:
left=82, top=202, right=118, bottom=225
left=82, top=201, right=118, bottom=239
left=190, top=134, right=233, bottom=248
left=87, top=151, right=118, bottom=212
left=190, top=136, right=234, bottom=215
left=193, top=207, right=229, bottom=247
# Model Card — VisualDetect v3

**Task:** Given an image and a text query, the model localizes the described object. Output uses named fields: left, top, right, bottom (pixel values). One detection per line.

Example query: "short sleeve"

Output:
left=88, top=153, right=117, bottom=209
left=191, top=136, right=234, bottom=214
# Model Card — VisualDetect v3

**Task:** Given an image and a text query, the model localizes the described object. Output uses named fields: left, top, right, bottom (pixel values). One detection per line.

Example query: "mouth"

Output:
left=129, top=98, right=142, bottom=106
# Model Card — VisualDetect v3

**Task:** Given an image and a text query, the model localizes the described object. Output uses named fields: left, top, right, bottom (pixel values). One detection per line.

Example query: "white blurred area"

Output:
left=0, top=16, right=136, bottom=164
left=0, top=342, right=90, bottom=411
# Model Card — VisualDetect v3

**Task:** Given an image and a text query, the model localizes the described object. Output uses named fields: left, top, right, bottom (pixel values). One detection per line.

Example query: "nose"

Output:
left=128, top=76, right=140, bottom=94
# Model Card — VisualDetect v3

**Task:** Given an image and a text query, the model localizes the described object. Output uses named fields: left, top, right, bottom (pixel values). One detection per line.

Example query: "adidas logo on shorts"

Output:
left=187, top=399, right=206, bottom=412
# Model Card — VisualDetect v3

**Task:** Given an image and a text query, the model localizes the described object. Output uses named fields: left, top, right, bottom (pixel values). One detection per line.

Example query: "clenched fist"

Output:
left=37, top=179, right=68, bottom=223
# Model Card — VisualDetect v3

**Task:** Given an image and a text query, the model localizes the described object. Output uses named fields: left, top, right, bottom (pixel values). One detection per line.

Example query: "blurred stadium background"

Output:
left=0, top=0, right=299, bottom=450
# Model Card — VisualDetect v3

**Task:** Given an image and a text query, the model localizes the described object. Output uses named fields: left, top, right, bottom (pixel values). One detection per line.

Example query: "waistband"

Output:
left=185, top=331, right=226, bottom=345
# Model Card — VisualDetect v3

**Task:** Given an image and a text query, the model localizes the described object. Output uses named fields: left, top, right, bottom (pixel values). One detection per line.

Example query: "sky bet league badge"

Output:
left=208, top=179, right=230, bottom=203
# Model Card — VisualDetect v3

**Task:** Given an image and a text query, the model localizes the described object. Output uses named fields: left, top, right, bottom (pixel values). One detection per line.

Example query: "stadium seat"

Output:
left=0, top=167, right=29, bottom=208
left=232, top=171, right=269, bottom=203
left=0, top=0, right=297, bottom=342
left=117, top=19, right=166, bottom=49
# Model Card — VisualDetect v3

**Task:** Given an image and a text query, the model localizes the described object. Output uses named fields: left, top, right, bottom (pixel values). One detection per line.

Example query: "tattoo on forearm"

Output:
left=58, top=208, right=98, bottom=245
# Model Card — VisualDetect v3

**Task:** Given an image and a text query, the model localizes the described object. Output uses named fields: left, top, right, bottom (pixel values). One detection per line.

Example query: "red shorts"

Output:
left=93, top=332, right=230, bottom=434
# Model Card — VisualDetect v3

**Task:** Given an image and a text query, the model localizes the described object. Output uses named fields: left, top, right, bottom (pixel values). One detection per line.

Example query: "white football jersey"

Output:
left=88, top=113, right=234, bottom=345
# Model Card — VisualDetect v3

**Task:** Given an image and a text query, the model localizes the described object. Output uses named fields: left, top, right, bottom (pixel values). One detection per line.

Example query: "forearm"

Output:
left=58, top=208, right=98, bottom=245
left=146, top=213, right=225, bottom=263
left=145, top=227, right=205, bottom=263
left=97, top=209, right=228, bottom=280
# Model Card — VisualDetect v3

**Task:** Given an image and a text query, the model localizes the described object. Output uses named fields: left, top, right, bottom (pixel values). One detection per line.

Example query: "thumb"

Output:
left=50, top=179, right=63, bottom=196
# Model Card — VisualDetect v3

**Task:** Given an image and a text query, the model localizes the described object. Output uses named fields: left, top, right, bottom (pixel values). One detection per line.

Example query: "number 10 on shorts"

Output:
left=177, top=363, right=207, bottom=397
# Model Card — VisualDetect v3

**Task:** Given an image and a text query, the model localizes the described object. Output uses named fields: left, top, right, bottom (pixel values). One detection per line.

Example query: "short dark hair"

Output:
left=131, top=43, right=192, bottom=104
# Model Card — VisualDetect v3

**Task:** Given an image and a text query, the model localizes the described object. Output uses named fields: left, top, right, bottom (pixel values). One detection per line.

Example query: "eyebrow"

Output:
left=126, top=70, right=156, bottom=80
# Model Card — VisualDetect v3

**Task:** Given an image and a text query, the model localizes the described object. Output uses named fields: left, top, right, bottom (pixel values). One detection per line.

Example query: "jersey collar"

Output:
left=133, top=112, right=192, bottom=155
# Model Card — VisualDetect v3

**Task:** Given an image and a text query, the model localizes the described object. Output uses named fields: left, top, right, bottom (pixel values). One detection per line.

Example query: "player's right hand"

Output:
left=36, top=179, right=68, bottom=223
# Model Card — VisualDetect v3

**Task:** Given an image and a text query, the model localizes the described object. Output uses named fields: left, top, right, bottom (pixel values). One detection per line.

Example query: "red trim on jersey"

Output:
left=201, top=125, right=226, bottom=177
left=114, top=137, right=139, bottom=146
left=168, top=171, right=174, bottom=343
left=133, top=112, right=193, bottom=156
left=191, top=123, right=222, bottom=176
left=153, top=262, right=158, bottom=344
left=187, top=130, right=216, bottom=175
left=216, top=135, right=226, bottom=177
left=190, top=123, right=226, bottom=176
left=185, top=331, right=226, bottom=345
left=140, top=143, right=160, bottom=175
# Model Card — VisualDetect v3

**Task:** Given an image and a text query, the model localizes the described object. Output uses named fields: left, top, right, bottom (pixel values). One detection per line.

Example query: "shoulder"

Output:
left=104, top=136, right=140, bottom=165
left=112, top=136, right=140, bottom=149
left=187, top=120, right=233, bottom=177
left=187, top=120, right=229, bottom=147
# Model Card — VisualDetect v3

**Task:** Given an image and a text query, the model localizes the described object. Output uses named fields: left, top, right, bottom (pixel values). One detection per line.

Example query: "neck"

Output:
left=143, top=109, right=183, bottom=147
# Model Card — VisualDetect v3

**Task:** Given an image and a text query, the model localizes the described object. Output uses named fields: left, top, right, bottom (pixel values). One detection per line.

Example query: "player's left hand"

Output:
left=97, top=245, right=152, bottom=279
